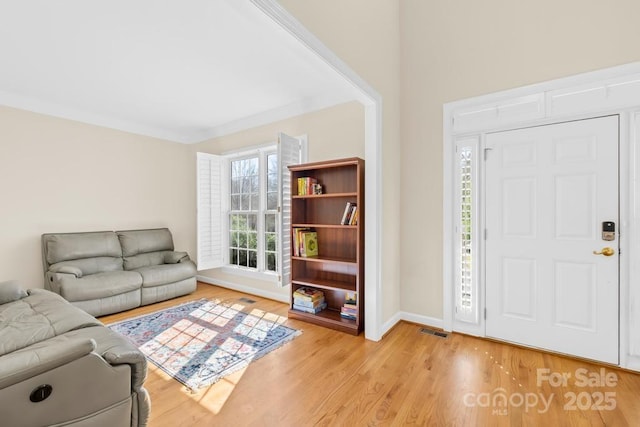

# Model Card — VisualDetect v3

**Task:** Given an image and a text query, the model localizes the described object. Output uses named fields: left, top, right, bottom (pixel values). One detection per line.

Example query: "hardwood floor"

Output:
left=101, top=283, right=640, bottom=426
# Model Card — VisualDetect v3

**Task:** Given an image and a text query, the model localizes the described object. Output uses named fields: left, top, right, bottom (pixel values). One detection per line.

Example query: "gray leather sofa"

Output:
left=0, top=280, right=150, bottom=426
left=42, top=228, right=197, bottom=317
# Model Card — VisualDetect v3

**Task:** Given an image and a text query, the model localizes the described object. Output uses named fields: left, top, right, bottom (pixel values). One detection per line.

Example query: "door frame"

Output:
left=443, top=62, right=640, bottom=370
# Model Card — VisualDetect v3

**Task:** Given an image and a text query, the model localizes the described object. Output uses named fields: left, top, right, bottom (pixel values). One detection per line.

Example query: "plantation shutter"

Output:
left=197, top=152, right=227, bottom=270
left=277, top=133, right=303, bottom=286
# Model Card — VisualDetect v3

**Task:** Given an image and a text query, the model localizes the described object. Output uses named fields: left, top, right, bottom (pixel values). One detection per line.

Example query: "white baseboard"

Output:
left=197, top=275, right=289, bottom=303
left=380, top=311, right=444, bottom=337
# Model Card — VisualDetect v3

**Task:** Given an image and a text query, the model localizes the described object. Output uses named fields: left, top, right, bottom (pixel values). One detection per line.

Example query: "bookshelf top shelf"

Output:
left=292, top=223, right=357, bottom=229
left=292, top=192, right=357, bottom=199
left=288, top=157, right=363, bottom=172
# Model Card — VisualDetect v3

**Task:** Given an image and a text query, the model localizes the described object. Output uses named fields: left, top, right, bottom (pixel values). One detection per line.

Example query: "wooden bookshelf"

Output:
left=288, top=157, right=364, bottom=335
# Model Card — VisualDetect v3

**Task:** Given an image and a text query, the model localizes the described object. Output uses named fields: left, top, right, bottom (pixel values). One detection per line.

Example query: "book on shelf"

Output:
left=293, top=287, right=324, bottom=302
left=344, top=291, right=357, bottom=305
left=293, top=296, right=326, bottom=308
left=297, top=177, right=318, bottom=195
left=340, top=311, right=357, bottom=320
left=293, top=302, right=327, bottom=314
left=349, top=205, right=358, bottom=225
left=292, top=228, right=318, bottom=257
left=300, top=231, right=318, bottom=257
left=292, top=227, right=309, bottom=257
left=340, top=202, right=357, bottom=225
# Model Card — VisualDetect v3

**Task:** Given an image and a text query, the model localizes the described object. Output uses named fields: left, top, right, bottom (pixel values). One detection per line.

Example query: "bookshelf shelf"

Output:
left=292, top=276, right=356, bottom=292
left=292, top=255, right=356, bottom=266
left=292, top=223, right=358, bottom=229
left=288, top=157, right=364, bottom=335
left=292, top=192, right=357, bottom=199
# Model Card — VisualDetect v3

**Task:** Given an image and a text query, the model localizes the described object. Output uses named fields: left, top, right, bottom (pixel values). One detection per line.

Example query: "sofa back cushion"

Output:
left=43, top=232, right=123, bottom=266
left=117, top=228, right=174, bottom=270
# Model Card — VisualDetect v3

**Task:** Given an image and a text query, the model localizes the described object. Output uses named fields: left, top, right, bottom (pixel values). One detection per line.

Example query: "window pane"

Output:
left=268, top=174, right=277, bottom=192
left=268, top=154, right=277, bottom=175
left=267, top=192, right=277, bottom=210
left=231, top=195, right=240, bottom=211
left=231, top=178, right=241, bottom=194
left=266, top=234, right=276, bottom=251
left=247, top=214, right=257, bottom=231
left=248, top=232, right=257, bottom=250
left=251, top=194, right=259, bottom=211
left=241, top=195, right=249, bottom=210
left=239, top=232, right=247, bottom=248
left=266, top=252, right=276, bottom=272
left=230, top=249, right=238, bottom=265
left=230, top=231, right=238, bottom=247
left=265, top=214, right=275, bottom=233
left=239, top=250, right=247, bottom=266
left=459, top=147, right=473, bottom=314
left=248, top=250, right=257, bottom=268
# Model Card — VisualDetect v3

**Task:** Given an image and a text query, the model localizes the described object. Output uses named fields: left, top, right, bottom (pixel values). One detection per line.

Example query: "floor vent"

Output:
left=238, top=297, right=256, bottom=304
left=420, top=328, right=448, bottom=338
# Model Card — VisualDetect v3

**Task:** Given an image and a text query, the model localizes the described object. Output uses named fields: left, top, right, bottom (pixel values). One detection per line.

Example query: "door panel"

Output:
left=485, top=116, right=619, bottom=364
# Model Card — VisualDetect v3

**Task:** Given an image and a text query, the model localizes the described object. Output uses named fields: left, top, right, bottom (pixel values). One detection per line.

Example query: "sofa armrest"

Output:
left=45, top=271, right=77, bottom=295
left=48, top=264, right=83, bottom=277
left=0, top=338, right=95, bottom=390
left=164, top=251, right=190, bottom=264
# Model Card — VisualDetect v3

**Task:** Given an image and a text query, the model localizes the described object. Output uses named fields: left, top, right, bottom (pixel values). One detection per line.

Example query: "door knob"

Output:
left=593, top=247, right=615, bottom=256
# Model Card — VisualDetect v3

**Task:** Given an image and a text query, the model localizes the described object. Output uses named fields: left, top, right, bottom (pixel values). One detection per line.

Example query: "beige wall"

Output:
left=399, top=0, right=640, bottom=318
left=279, top=0, right=402, bottom=322
left=0, top=106, right=195, bottom=289
left=192, top=101, right=364, bottom=299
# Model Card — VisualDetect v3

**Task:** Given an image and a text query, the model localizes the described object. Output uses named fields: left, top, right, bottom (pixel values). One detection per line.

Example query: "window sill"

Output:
left=221, top=266, right=278, bottom=283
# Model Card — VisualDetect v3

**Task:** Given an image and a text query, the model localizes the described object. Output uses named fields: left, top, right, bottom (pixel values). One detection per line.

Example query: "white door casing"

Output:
left=484, top=116, right=619, bottom=364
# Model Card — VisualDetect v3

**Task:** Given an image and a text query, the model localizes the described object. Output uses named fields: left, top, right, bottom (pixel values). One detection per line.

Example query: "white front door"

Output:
left=485, top=115, right=619, bottom=364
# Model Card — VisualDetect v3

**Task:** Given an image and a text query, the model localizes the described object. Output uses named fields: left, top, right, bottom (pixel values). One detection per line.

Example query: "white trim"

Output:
left=251, top=0, right=384, bottom=341
left=221, top=265, right=278, bottom=284
left=191, top=93, right=355, bottom=142
left=197, top=275, right=288, bottom=303
left=444, top=61, right=640, bottom=371
left=381, top=311, right=445, bottom=337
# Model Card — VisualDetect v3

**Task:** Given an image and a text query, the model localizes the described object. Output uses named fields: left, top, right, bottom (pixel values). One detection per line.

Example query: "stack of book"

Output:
left=297, top=177, right=318, bottom=195
left=292, top=228, right=318, bottom=257
left=340, top=291, right=357, bottom=320
left=340, top=202, right=358, bottom=225
left=292, top=287, right=326, bottom=314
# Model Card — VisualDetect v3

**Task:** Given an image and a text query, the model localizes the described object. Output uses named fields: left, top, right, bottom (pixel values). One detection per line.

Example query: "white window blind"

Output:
left=196, top=152, right=227, bottom=270
left=277, top=132, right=303, bottom=286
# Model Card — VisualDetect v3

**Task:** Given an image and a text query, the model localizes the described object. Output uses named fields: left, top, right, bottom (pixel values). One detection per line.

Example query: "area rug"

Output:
left=107, top=298, right=301, bottom=390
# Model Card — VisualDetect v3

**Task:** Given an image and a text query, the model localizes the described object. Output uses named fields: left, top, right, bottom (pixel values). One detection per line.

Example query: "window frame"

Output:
left=225, top=147, right=277, bottom=276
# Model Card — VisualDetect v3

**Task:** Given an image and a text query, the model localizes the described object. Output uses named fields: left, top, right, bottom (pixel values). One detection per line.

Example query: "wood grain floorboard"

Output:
left=100, top=282, right=640, bottom=426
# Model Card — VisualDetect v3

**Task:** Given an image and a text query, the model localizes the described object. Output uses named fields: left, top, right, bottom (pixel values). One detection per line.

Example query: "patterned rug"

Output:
left=108, top=298, right=301, bottom=390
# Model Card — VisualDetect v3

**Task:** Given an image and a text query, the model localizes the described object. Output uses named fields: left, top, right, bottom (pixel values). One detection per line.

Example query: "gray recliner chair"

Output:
left=0, top=281, right=150, bottom=426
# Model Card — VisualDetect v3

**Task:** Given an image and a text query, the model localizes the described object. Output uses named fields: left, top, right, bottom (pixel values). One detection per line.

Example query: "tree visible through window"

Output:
left=228, top=152, right=279, bottom=273
left=229, top=157, right=259, bottom=269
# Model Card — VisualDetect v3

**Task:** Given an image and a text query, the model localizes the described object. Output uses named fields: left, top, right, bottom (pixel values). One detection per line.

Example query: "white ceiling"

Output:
left=0, top=0, right=358, bottom=143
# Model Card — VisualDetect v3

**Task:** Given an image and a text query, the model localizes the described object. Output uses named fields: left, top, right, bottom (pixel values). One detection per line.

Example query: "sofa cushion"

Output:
left=117, top=228, right=174, bottom=257
left=0, top=280, right=27, bottom=304
left=43, top=232, right=122, bottom=265
left=49, top=257, right=124, bottom=277
left=59, top=271, right=143, bottom=302
left=134, top=261, right=197, bottom=288
left=0, top=289, right=100, bottom=357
